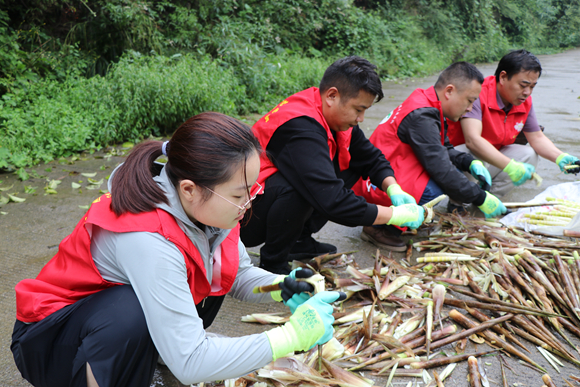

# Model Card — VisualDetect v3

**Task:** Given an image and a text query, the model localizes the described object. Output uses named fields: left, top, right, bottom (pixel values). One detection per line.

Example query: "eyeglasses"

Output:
left=203, top=182, right=263, bottom=215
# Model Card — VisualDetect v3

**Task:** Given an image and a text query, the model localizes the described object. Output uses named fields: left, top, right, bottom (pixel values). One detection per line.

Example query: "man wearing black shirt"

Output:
left=353, top=62, right=507, bottom=244
left=241, top=56, right=425, bottom=274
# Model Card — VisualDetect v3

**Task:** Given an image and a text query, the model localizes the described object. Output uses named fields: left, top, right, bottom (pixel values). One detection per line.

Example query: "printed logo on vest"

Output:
left=379, top=109, right=394, bottom=125
left=365, top=180, right=378, bottom=193
left=514, top=121, right=524, bottom=132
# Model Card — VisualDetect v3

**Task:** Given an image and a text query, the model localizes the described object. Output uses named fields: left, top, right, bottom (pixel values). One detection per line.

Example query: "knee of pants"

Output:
left=520, top=146, right=539, bottom=167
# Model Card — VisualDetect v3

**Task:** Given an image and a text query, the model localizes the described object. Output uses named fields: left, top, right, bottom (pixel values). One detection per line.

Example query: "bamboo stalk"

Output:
left=564, top=230, right=580, bottom=238
left=502, top=258, right=545, bottom=307
left=415, top=312, right=514, bottom=354
left=426, top=300, right=433, bottom=357
left=553, top=251, right=580, bottom=317
left=449, top=310, right=547, bottom=372
left=410, top=349, right=497, bottom=369
left=557, top=316, right=580, bottom=340
left=510, top=325, right=580, bottom=368
left=443, top=296, right=561, bottom=318
left=544, top=269, right=575, bottom=310
left=465, top=306, right=529, bottom=353
left=518, top=253, right=566, bottom=305
left=500, top=356, right=508, bottom=387
left=468, top=356, right=482, bottom=387
left=512, top=315, right=577, bottom=362
left=348, top=325, right=457, bottom=371
left=503, top=202, right=555, bottom=208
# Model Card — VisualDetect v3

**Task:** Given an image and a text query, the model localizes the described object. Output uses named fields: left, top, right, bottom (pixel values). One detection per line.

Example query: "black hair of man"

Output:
left=434, top=61, right=484, bottom=92
left=319, top=56, right=384, bottom=103
left=494, top=49, right=542, bottom=81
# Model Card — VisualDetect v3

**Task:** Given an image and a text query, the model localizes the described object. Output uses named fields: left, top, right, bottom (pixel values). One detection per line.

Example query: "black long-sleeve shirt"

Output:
left=397, top=107, right=486, bottom=205
left=266, top=116, right=395, bottom=227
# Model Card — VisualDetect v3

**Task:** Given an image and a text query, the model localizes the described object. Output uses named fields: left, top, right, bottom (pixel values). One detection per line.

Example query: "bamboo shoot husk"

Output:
left=449, top=310, right=547, bottom=372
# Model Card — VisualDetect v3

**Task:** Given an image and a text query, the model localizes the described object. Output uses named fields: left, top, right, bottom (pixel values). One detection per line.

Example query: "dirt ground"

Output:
left=1, top=49, right=580, bottom=386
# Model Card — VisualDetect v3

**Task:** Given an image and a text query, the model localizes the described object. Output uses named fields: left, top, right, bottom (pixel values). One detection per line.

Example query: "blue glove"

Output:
left=265, top=291, right=346, bottom=360
left=280, top=268, right=315, bottom=313
left=302, top=291, right=344, bottom=347
left=477, top=192, right=507, bottom=218
left=387, top=184, right=417, bottom=206
left=556, top=153, right=580, bottom=173
left=470, top=160, right=492, bottom=189
left=503, top=159, right=535, bottom=186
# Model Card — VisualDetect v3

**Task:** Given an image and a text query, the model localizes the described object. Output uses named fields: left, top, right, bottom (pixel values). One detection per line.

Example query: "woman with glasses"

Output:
left=11, top=112, right=342, bottom=387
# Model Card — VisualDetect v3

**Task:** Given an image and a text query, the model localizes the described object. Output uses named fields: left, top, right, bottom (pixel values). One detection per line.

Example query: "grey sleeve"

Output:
left=91, top=229, right=274, bottom=385
left=462, top=98, right=482, bottom=120
left=522, top=104, right=541, bottom=132
left=230, top=240, right=284, bottom=303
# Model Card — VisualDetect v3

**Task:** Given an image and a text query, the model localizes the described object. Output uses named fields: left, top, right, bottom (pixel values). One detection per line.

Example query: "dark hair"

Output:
left=319, top=56, right=384, bottom=102
left=434, top=61, right=484, bottom=91
left=111, top=112, right=262, bottom=215
left=494, top=49, right=542, bottom=81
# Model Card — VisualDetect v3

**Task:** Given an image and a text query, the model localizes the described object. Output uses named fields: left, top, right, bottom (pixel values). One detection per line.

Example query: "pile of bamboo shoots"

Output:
left=516, top=196, right=580, bottom=230
left=231, top=211, right=580, bottom=387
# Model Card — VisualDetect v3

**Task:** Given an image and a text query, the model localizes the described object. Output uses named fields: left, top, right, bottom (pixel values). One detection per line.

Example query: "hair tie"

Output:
left=161, top=141, right=169, bottom=156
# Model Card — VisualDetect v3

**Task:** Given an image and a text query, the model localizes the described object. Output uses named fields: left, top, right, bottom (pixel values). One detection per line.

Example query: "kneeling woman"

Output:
left=11, top=112, right=341, bottom=387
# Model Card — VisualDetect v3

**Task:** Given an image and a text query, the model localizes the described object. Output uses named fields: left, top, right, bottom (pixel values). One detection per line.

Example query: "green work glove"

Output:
left=469, top=160, right=492, bottom=189
left=477, top=192, right=507, bottom=218
left=503, top=159, right=535, bottom=186
left=387, top=184, right=417, bottom=206
left=265, top=291, right=345, bottom=360
left=280, top=268, right=315, bottom=314
left=556, top=153, right=580, bottom=173
left=387, top=203, right=425, bottom=230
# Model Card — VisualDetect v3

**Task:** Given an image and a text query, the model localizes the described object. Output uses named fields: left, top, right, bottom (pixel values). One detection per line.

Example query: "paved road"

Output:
left=1, top=49, right=579, bottom=386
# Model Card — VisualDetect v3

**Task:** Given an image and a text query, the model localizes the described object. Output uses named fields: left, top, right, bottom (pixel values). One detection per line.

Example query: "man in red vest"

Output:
left=242, top=56, right=425, bottom=274
left=447, top=50, right=579, bottom=197
left=353, top=62, right=507, bottom=246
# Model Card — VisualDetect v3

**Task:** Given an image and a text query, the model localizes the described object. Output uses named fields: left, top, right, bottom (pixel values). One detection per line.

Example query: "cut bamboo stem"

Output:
left=410, top=349, right=496, bottom=369
left=468, top=356, right=482, bottom=387
left=449, top=310, right=547, bottom=372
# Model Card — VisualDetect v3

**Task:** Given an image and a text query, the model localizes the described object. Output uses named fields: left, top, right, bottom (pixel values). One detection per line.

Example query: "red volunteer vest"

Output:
left=352, top=86, right=444, bottom=205
left=447, top=75, right=532, bottom=149
left=15, top=193, right=240, bottom=323
left=252, top=87, right=352, bottom=187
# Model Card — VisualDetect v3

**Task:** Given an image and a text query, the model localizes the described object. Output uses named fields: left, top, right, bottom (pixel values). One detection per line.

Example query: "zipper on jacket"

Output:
left=202, top=298, right=206, bottom=308
left=504, top=113, right=508, bottom=123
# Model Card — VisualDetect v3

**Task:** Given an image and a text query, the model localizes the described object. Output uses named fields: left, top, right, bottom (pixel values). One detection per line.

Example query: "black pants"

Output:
left=12, top=285, right=158, bottom=387
left=11, top=285, right=226, bottom=387
left=241, top=171, right=359, bottom=270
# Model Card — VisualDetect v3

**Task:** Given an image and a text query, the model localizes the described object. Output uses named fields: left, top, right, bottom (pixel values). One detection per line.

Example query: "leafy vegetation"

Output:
left=1, top=0, right=579, bottom=168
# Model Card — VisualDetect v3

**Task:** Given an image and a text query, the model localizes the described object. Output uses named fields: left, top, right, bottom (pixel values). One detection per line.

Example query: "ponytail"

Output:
left=110, top=141, right=169, bottom=215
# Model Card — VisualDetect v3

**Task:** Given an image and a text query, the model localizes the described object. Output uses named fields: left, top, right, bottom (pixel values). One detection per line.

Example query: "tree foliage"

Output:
left=0, top=0, right=579, bottom=168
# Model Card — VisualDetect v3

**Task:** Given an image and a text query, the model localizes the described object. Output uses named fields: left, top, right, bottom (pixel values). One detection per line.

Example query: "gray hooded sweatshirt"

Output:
left=90, top=165, right=279, bottom=384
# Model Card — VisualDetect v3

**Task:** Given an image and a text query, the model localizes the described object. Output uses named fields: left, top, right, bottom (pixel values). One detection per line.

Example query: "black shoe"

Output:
left=288, top=236, right=337, bottom=261
left=447, top=202, right=468, bottom=216
left=259, top=262, right=292, bottom=275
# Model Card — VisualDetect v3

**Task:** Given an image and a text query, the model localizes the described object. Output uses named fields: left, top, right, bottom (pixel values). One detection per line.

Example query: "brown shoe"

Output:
left=361, top=226, right=406, bottom=252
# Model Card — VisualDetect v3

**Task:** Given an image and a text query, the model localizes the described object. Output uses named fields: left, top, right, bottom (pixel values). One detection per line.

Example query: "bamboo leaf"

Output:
left=8, top=194, right=26, bottom=203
